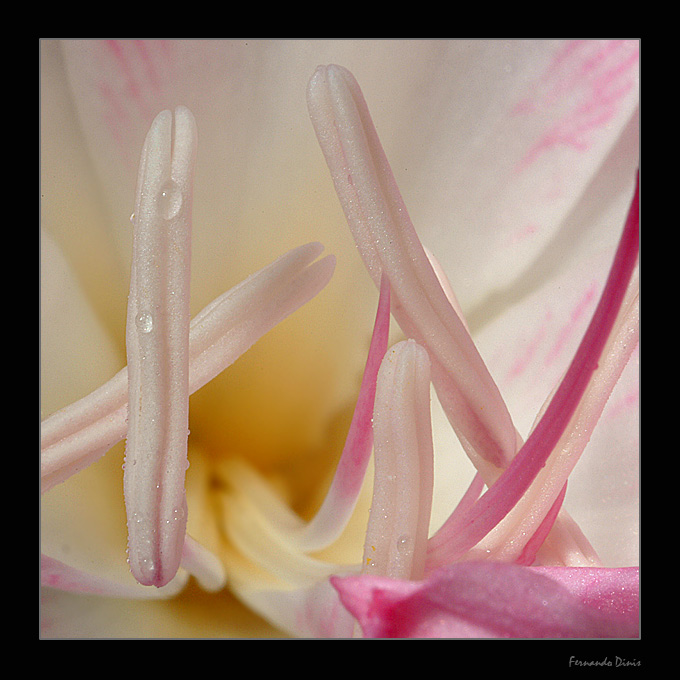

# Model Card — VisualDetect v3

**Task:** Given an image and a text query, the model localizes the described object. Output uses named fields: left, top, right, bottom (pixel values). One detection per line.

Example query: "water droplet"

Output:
left=158, top=180, right=182, bottom=220
left=396, top=535, right=411, bottom=552
left=140, top=557, right=157, bottom=575
left=135, top=311, right=154, bottom=334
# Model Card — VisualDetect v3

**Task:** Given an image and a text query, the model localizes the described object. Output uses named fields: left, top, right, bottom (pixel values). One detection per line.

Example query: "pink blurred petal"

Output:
left=332, top=562, right=639, bottom=638
left=41, top=554, right=188, bottom=600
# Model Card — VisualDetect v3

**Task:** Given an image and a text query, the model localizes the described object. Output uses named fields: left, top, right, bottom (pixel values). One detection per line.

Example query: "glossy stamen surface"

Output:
left=124, top=106, right=196, bottom=587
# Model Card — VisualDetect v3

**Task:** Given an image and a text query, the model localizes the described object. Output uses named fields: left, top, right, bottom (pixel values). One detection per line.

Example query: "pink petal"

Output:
left=332, top=562, right=639, bottom=638
left=41, top=554, right=188, bottom=600
left=532, top=566, right=640, bottom=625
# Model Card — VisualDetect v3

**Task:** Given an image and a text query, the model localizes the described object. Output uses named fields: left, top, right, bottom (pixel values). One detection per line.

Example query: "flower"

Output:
left=307, top=62, right=638, bottom=637
left=41, top=40, right=639, bottom=638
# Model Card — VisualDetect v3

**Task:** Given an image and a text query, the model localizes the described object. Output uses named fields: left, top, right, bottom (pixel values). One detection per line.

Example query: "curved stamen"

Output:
left=210, top=274, right=389, bottom=558
left=180, top=535, right=227, bottom=592
left=40, top=243, right=335, bottom=493
left=124, top=106, right=196, bottom=587
left=220, top=474, right=354, bottom=589
left=292, top=274, right=391, bottom=552
left=426, top=176, right=639, bottom=567
left=307, top=63, right=518, bottom=475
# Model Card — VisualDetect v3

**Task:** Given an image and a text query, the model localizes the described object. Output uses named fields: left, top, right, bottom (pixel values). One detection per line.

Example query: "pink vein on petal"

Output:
left=516, top=40, right=639, bottom=171
left=95, top=41, right=177, bottom=166
left=104, top=39, right=161, bottom=122
left=507, top=310, right=551, bottom=381
left=544, top=281, right=598, bottom=367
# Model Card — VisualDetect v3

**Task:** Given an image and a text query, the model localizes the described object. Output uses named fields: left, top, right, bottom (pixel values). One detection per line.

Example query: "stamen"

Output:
left=308, top=63, right=639, bottom=573
left=426, top=176, right=639, bottom=568
left=124, top=106, right=196, bottom=587
left=293, top=273, right=391, bottom=551
left=180, top=535, right=226, bottom=592
left=362, top=340, right=433, bottom=581
left=40, top=243, right=335, bottom=493
left=221, top=481, right=349, bottom=588
left=187, top=242, right=335, bottom=394
left=307, top=64, right=518, bottom=474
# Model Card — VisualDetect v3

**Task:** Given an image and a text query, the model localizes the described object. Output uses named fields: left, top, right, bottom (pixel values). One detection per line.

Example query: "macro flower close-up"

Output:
left=40, top=39, right=640, bottom=639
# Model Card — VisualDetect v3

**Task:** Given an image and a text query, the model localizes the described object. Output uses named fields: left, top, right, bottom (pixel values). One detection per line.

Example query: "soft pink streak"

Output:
left=545, top=281, right=598, bottom=367
left=605, top=384, right=639, bottom=420
left=516, top=40, right=639, bottom=172
left=105, top=40, right=152, bottom=121
left=95, top=40, right=178, bottom=167
left=507, top=310, right=551, bottom=381
left=41, top=554, right=187, bottom=600
left=293, top=274, right=390, bottom=551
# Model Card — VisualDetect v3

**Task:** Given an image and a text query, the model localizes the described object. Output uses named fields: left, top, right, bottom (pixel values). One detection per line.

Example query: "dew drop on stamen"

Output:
left=140, top=557, right=157, bottom=577
left=135, top=311, right=154, bottom=334
left=396, top=534, right=411, bottom=553
left=158, top=180, right=182, bottom=221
